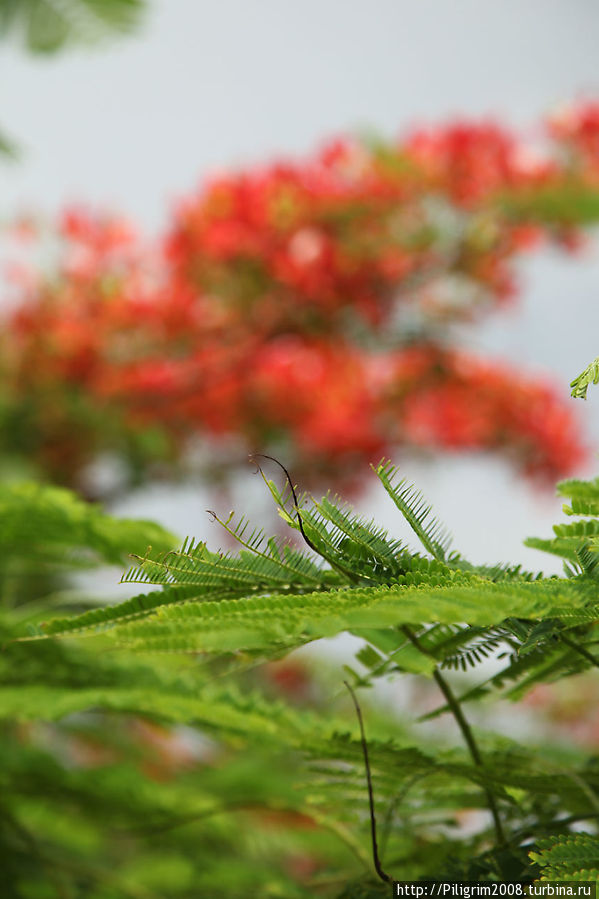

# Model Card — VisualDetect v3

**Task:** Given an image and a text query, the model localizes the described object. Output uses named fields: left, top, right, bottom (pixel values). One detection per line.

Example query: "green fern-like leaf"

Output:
left=558, top=477, right=599, bottom=502
left=571, top=357, right=599, bottom=400
left=530, top=833, right=599, bottom=879
left=562, top=498, right=599, bottom=517
left=374, top=460, right=452, bottom=560
left=0, top=480, right=176, bottom=569
left=42, top=575, right=594, bottom=655
left=526, top=475, right=599, bottom=579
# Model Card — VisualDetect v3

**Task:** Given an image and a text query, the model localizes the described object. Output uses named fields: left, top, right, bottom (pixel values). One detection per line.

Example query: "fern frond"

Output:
left=526, top=539, right=599, bottom=568
left=552, top=604, right=599, bottom=626
left=421, top=610, right=599, bottom=718
left=439, top=628, right=510, bottom=672
left=527, top=477, right=599, bottom=580
left=39, top=584, right=199, bottom=635
left=0, top=481, right=176, bottom=570
left=574, top=544, right=599, bottom=577
left=128, top=544, right=318, bottom=593
left=470, top=561, right=544, bottom=583
left=531, top=833, right=599, bottom=876
left=504, top=646, right=593, bottom=699
left=43, top=575, right=594, bottom=655
left=311, top=495, right=406, bottom=577
left=374, top=461, right=452, bottom=560
left=554, top=520, right=599, bottom=541
left=278, top=504, right=367, bottom=585
left=557, top=477, right=599, bottom=502
left=562, top=498, right=599, bottom=517
left=206, top=511, right=325, bottom=586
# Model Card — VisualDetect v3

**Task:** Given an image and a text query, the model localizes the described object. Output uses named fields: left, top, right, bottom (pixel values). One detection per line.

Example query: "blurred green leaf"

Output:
left=0, top=0, right=145, bottom=53
left=0, top=123, right=19, bottom=157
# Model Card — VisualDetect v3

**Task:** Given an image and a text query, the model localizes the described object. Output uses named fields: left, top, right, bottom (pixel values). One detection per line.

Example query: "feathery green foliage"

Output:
left=1, top=484, right=361, bottom=897
left=530, top=834, right=599, bottom=881
left=0, top=479, right=176, bottom=567
left=6, top=459, right=599, bottom=894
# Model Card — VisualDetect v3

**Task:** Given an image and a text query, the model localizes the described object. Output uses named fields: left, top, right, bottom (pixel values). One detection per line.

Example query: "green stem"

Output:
left=402, top=626, right=506, bottom=846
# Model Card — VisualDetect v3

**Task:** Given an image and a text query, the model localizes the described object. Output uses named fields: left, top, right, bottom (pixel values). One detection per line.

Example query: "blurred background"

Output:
left=2, top=0, right=599, bottom=571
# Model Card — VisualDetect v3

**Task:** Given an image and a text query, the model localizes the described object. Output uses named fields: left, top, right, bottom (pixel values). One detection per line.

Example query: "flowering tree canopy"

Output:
left=3, top=102, right=599, bottom=494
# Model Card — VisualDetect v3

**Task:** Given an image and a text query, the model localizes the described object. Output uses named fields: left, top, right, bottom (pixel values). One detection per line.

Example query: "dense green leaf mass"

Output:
left=4, top=463, right=599, bottom=894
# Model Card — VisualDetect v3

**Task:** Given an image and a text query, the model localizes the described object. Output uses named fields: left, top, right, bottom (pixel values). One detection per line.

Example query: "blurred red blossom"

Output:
left=2, top=103, right=598, bottom=495
left=547, top=100, right=599, bottom=177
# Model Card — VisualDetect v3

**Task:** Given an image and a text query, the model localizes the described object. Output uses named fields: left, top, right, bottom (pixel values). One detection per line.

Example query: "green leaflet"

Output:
left=570, top=357, right=599, bottom=400
left=530, top=834, right=599, bottom=880
left=526, top=521, right=599, bottom=563
left=563, top=498, right=599, bottom=517
left=558, top=477, right=599, bottom=502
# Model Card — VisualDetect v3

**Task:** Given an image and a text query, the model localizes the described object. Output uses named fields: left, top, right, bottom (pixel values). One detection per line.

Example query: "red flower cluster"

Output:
left=3, top=104, right=597, bottom=495
left=389, top=346, right=584, bottom=479
left=547, top=101, right=599, bottom=178
left=166, top=115, right=582, bottom=330
left=404, top=121, right=553, bottom=205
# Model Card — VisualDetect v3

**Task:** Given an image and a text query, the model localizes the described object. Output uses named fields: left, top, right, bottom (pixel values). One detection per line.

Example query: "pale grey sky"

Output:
left=2, top=0, right=599, bottom=227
